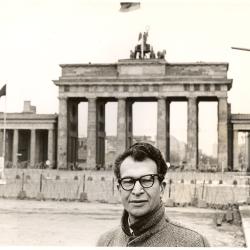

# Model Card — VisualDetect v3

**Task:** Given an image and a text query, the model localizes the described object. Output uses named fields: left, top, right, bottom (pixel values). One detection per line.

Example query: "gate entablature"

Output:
left=231, top=114, right=250, bottom=131
left=55, top=60, right=232, bottom=99
left=58, top=60, right=230, bottom=78
left=54, top=59, right=233, bottom=170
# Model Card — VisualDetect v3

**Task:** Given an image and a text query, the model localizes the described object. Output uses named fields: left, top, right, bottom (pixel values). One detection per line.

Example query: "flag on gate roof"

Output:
left=0, top=84, right=6, bottom=98
left=138, top=32, right=142, bottom=41
left=119, top=2, right=140, bottom=12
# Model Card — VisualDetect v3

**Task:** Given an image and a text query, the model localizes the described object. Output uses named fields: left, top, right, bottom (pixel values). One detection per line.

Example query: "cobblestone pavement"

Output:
left=0, top=199, right=246, bottom=247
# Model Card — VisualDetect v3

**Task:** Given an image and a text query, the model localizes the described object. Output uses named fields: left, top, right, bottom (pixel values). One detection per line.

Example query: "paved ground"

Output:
left=239, top=205, right=250, bottom=248
left=0, top=199, right=246, bottom=247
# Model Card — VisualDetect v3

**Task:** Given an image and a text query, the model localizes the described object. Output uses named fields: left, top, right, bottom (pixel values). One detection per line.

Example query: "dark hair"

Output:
left=114, top=142, right=167, bottom=181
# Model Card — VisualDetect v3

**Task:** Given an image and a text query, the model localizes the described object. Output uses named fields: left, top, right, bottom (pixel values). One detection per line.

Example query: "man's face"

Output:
left=118, top=156, right=165, bottom=222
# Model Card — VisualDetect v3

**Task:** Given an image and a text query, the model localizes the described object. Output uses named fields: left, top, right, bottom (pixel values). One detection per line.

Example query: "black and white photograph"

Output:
left=0, top=0, right=250, bottom=247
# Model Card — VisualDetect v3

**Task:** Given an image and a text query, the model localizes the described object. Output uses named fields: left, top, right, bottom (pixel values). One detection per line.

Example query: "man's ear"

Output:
left=160, top=181, right=166, bottom=194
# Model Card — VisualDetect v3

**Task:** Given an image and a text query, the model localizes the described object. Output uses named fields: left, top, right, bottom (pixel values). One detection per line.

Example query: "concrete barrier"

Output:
left=0, top=169, right=250, bottom=204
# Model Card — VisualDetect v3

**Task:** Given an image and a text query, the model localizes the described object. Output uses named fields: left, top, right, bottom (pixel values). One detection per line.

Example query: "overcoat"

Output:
left=97, top=205, right=210, bottom=247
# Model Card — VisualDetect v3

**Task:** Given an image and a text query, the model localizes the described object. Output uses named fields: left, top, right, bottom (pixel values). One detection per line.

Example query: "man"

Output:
left=97, top=142, right=209, bottom=247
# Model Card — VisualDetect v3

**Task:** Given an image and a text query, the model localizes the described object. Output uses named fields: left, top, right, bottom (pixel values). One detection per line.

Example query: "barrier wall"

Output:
left=0, top=169, right=250, bottom=205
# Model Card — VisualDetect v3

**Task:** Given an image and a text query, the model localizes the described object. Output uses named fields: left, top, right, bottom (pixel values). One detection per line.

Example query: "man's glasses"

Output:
left=118, top=174, right=163, bottom=191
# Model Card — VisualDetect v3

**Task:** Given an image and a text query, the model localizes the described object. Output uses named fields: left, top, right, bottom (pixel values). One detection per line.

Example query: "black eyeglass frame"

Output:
left=118, top=174, right=164, bottom=191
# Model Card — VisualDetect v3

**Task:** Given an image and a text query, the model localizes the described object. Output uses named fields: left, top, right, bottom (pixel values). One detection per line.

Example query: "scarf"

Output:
left=121, top=202, right=165, bottom=237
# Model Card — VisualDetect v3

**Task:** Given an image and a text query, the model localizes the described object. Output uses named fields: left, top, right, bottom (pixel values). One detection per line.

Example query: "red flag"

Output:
left=120, top=2, right=140, bottom=12
left=0, top=84, right=6, bottom=98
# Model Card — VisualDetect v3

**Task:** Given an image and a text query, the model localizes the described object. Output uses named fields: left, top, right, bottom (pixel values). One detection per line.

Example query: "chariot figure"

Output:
left=134, top=31, right=151, bottom=59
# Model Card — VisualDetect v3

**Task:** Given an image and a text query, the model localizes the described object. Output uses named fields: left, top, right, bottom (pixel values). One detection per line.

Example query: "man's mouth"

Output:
left=129, top=200, right=147, bottom=203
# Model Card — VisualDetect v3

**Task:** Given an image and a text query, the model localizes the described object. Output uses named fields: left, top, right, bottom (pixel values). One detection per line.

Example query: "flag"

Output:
left=119, top=2, right=140, bottom=12
left=138, top=32, right=142, bottom=41
left=231, top=47, right=250, bottom=52
left=0, top=84, right=6, bottom=98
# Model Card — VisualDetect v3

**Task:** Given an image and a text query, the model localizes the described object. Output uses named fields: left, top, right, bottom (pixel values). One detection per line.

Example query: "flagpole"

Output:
left=3, top=94, right=6, bottom=159
left=1, top=89, right=7, bottom=179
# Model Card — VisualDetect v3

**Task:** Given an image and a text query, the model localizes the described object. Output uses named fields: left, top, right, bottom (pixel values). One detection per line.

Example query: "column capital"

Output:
left=158, top=96, right=166, bottom=100
left=188, top=96, right=197, bottom=101
left=218, top=97, right=228, bottom=106
left=88, top=97, right=97, bottom=101
left=218, top=96, right=228, bottom=101
left=58, top=96, right=67, bottom=101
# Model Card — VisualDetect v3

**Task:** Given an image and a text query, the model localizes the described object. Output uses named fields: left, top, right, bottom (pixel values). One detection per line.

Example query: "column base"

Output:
left=57, top=161, right=67, bottom=169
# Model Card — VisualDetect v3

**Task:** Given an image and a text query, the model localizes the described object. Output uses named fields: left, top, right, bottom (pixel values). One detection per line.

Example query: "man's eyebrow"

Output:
left=120, top=176, right=134, bottom=179
left=120, top=175, right=154, bottom=179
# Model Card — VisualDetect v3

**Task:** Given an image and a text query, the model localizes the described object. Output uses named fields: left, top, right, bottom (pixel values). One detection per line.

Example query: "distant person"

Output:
left=97, top=142, right=210, bottom=247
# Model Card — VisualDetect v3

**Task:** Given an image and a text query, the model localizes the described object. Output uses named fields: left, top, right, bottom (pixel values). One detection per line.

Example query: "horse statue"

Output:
left=157, top=49, right=166, bottom=59
left=130, top=29, right=166, bottom=60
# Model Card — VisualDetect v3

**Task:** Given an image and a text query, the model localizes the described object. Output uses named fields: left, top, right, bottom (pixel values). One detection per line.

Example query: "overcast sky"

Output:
left=0, top=0, right=250, bottom=156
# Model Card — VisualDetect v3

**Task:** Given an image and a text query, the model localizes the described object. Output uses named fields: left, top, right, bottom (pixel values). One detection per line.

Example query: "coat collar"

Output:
left=121, top=202, right=165, bottom=237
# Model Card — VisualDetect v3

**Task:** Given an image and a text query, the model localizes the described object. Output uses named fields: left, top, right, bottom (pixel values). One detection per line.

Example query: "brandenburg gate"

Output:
left=54, top=57, right=232, bottom=170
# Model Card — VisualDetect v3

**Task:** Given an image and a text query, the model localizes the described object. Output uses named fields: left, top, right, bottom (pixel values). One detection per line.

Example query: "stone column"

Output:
left=87, top=98, right=97, bottom=169
left=157, top=97, right=170, bottom=161
left=166, top=100, right=170, bottom=162
left=187, top=97, right=198, bottom=170
left=233, top=130, right=239, bottom=171
left=217, top=97, right=228, bottom=171
left=12, top=129, right=18, bottom=167
left=47, top=129, right=54, bottom=166
left=126, top=100, right=133, bottom=148
left=67, top=100, right=79, bottom=165
left=96, top=100, right=106, bottom=166
left=117, top=98, right=127, bottom=156
left=227, top=103, right=233, bottom=170
left=30, top=129, right=36, bottom=167
left=247, top=133, right=250, bottom=171
left=0, top=130, right=3, bottom=156
left=57, top=96, right=68, bottom=169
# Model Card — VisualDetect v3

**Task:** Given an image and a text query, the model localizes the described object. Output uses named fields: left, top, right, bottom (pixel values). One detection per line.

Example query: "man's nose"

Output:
left=131, top=180, right=144, bottom=195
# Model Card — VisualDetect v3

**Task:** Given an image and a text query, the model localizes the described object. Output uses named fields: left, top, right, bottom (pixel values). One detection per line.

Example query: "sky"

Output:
left=0, top=0, right=250, bottom=156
